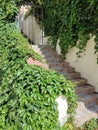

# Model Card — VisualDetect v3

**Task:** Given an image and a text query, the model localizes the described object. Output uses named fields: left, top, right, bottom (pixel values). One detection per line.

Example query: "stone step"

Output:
left=39, top=52, right=57, bottom=57
left=71, top=78, right=87, bottom=86
left=66, top=72, right=81, bottom=79
left=47, top=61, right=64, bottom=66
left=51, top=66, right=75, bottom=73
left=32, top=45, right=57, bottom=55
left=48, top=62, right=69, bottom=68
left=75, top=102, right=98, bottom=126
left=56, top=72, right=81, bottom=79
left=78, top=93, right=98, bottom=105
left=38, top=49, right=57, bottom=54
left=50, top=65, right=66, bottom=70
left=43, top=54, right=62, bottom=59
left=75, top=85, right=95, bottom=96
left=66, top=66, right=75, bottom=73
left=45, top=57, right=63, bottom=62
left=38, top=45, right=51, bottom=50
left=41, top=52, right=58, bottom=57
left=32, top=45, right=50, bottom=49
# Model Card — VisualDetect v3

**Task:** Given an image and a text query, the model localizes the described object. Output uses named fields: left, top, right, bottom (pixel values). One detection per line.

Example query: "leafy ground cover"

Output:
left=0, top=1, right=77, bottom=129
left=77, top=119, right=98, bottom=130
left=0, top=21, right=77, bottom=130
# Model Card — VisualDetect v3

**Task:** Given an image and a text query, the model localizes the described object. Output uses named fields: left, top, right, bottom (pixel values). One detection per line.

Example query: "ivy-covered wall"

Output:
left=42, top=0, right=98, bottom=61
left=18, top=5, right=48, bottom=45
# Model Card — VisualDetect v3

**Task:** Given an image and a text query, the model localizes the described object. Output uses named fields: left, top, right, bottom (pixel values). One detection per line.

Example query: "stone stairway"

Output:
left=32, top=45, right=98, bottom=126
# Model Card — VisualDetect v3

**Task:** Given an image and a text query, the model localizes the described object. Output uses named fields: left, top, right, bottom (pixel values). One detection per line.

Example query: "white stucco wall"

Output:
left=56, top=37, right=98, bottom=92
left=18, top=5, right=48, bottom=45
left=23, top=15, right=41, bottom=44
left=23, top=15, right=48, bottom=45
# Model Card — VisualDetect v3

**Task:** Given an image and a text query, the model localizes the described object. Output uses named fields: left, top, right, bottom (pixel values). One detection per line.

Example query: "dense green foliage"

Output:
left=0, top=64, right=77, bottom=129
left=0, top=0, right=42, bottom=21
left=77, top=119, right=98, bottom=130
left=84, top=118, right=98, bottom=130
left=0, top=21, right=43, bottom=67
left=0, top=1, right=77, bottom=129
left=42, top=0, right=98, bottom=58
left=0, top=21, right=77, bottom=130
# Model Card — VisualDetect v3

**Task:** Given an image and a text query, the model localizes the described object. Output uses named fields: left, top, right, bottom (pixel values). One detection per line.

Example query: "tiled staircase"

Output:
left=32, top=45, right=98, bottom=126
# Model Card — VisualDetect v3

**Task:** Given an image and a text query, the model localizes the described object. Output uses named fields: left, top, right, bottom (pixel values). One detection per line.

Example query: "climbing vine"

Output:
left=42, top=0, right=98, bottom=58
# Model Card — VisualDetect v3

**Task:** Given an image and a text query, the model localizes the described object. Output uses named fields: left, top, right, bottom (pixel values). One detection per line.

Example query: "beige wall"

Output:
left=18, top=5, right=47, bottom=45
left=23, top=15, right=42, bottom=44
left=18, top=5, right=48, bottom=45
left=56, top=37, right=98, bottom=92
left=23, top=15, right=48, bottom=45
